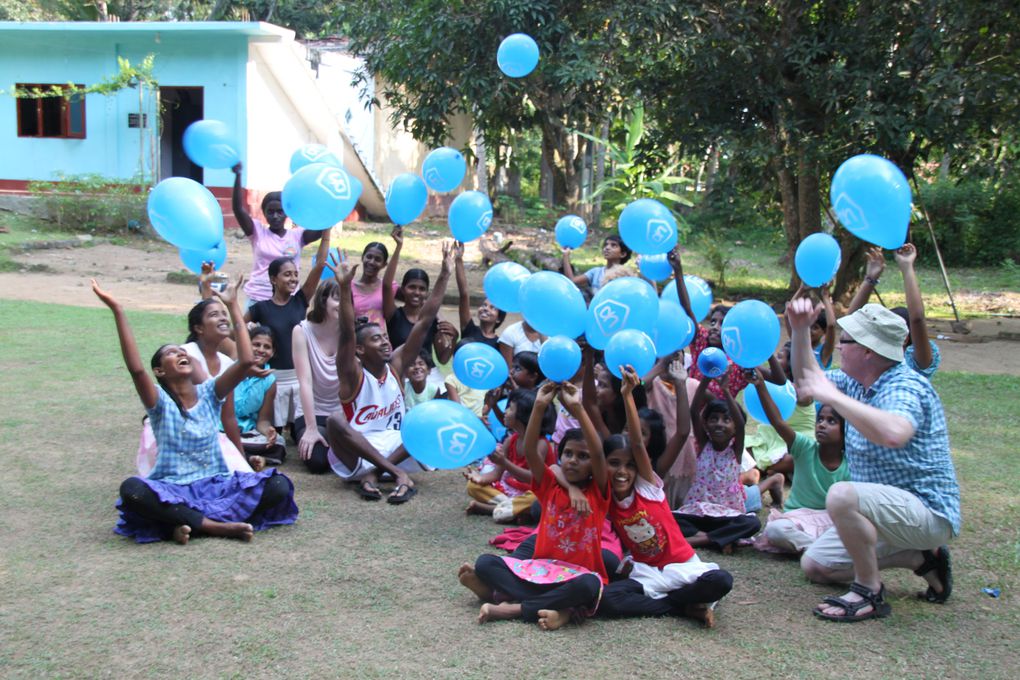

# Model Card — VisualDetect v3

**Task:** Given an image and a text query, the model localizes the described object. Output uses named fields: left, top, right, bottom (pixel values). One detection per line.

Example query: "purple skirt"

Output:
left=115, top=470, right=298, bottom=543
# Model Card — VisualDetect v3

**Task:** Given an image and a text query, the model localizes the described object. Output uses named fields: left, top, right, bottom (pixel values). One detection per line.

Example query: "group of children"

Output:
left=98, top=195, right=941, bottom=629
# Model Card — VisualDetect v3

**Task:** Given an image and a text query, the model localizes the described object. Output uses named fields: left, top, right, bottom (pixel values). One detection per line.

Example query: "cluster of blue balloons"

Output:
left=830, top=154, right=911, bottom=250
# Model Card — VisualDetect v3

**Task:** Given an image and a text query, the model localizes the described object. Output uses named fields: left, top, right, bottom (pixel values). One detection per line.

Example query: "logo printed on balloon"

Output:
left=437, top=423, right=478, bottom=463
left=647, top=219, right=674, bottom=245
left=721, top=327, right=742, bottom=359
left=317, top=168, right=352, bottom=201
left=303, top=147, right=329, bottom=162
left=424, top=167, right=442, bottom=189
left=566, top=217, right=585, bottom=233
left=477, top=211, right=493, bottom=231
left=832, top=193, right=866, bottom=232
left=465, top=357, right=495, bottom=381
left=592, top=299, right=630, bottom=335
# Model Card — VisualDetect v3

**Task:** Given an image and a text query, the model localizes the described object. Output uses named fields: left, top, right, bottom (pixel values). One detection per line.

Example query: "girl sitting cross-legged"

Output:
left=94, top=277, right=297, bottom=545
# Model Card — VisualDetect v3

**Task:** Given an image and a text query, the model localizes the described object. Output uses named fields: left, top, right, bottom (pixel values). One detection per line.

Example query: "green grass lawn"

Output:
left=1, top=299, right=1018, bottom=678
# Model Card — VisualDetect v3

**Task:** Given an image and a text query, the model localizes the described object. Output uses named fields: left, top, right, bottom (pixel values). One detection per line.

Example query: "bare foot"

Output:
left=720, top=543, right=734, bottom=555
left=248, top=455, right=266, bottom=472
left=537, top=609, right=571, bottom=631
left=458, top=563, right=493, bottom=602
left=202, top=520, right=255, bottom=541
left=478, top=602, right=521, bottom=623
left=685, top=603, right=716, bottom=628
left=172, top=525, right=191, bottom=545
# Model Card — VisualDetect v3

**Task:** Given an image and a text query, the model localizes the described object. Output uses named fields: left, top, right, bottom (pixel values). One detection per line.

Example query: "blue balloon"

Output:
left=422, top=147, right=467, bottom=193
left=653, top=300, right=696, bottom=357
left=179, top=239, right=227, bottom=275
left=483, top=261, right=531, bottom=313
left=519, top=271, right=587, bottom=338
left=182, top=120, right=239, bottom=170
left=660, top=275, right=713, bottom=322
left=638, top=253, right=672, bottom=281
left=585, top=276, right=659, bottom=350
left=289, top=144, right=341, bottom=174
left=147, top=177, right=224, bottom=251
left=448, top=191, right=493, bottom=242
left=605, top=329, right=657, bottom=379
left=697, top=347, right=729, bottom=379
left=487, top=397, right=509, bottom=441
left=618, top=198, right=678, bottom=255
left=795, top=233, right=842, bottom=287
left=312, top=246, right=340, bottom=280
left=720, top=299, right=780, bottom=368
left=497, top=33, right=540, bottom=78
left=401, top=399, right=497, bottom=469
left=282, top=162, right=363, bottom=230
left=386, top=173, right=428, bottom=225
left=538, top=336, right=582, bottom=382
left=555, top=214, right=587, bottom=249
left=453, top=342, right=509, bottom=390
left=744, top=380, right=798, bottom=425
left=830, top=154, right=911, bottom=250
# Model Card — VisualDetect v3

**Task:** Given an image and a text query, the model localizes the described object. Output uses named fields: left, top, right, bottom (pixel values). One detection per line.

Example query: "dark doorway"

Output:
left=159, top=87, right=204, bottom=182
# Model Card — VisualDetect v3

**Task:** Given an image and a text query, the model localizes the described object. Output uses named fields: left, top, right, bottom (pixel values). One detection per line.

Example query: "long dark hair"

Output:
left=151, top=345, right=189, bottom=419
left=185, top=299, right=221, bottom=344
left=362, top=241, right=389, bottom=263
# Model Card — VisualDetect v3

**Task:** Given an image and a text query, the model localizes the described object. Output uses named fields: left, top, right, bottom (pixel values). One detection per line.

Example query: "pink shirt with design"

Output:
left=243, top=219, right=306, bottom=303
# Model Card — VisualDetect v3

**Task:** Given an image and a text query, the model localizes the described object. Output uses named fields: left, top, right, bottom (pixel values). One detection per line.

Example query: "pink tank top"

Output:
left=295, top=320, right=340, bottom=418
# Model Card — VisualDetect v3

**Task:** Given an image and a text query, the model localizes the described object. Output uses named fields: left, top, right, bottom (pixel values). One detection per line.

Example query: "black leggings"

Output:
left=292, top=415, right=331, bottom=474
left=119, top=475, right=291, bottom=534
left=598, top=569, right=734, bottom=618
left=474, top=554, right=602, bottom=623
left=673, top=513, right=761, bottom=548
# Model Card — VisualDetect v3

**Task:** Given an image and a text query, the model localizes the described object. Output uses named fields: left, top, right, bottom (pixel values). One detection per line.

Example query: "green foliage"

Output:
left=685, top=172, right=783, bottom=245
left=27, top=174, right=149, bottom=234
left=917, top=179, right=1020, bottom=266
left=3, top=55, right=157, bottom=100
left=695, top=230, right=733, bottom=287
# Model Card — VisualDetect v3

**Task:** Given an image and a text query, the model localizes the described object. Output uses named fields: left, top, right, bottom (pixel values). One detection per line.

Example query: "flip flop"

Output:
left=356, top=480, right=383, bottom=501
left=387, top=484, right=418, bottom=505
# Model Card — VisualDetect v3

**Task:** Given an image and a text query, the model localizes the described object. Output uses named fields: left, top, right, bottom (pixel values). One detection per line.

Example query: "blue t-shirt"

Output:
left=904, top=339, right=940, bottom=379
left=232, top=372, right=276, bottom=432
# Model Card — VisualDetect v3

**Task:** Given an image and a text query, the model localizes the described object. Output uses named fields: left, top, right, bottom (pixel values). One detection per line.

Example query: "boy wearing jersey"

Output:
left=326, top=243, right=455, bottom=504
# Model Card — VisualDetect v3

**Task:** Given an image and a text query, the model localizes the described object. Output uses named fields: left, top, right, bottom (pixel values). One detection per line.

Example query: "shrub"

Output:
left=27, top=173, right=149, bottom=234
left=916, top=179, right=1020, bottom=266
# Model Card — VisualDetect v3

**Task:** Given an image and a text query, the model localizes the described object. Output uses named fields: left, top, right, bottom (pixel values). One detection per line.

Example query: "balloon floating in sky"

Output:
left=830, top=154, right=911, bottom=250
left=385, top=173, right=428, bottom=226
left=795, top=233, right=842, bottom=287
left=147, top=177, right=224, bottom=251
left=422, top=147, right=466, bottom=193
left=497, top=33, right=540, bottom=78
left=618, top=198, right=678, bottom=255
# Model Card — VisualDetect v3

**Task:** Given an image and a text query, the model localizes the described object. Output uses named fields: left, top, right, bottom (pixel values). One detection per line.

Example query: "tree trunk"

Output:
left=773, top=156, right=799, bottom=267
left=832, top=230, right=868, bottom=305
left=704, top=144, right=721, bottom=196
left=796, top=149, right=821, bottom=242
left=539, top=120, right=584, bottom=210
left=474, top=126, right=488, bottom=194
left=591, top=119, right=609, bottom=228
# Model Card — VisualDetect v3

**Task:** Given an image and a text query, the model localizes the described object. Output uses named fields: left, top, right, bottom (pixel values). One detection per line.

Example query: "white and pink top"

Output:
left=243, top=219, right=306, bottom=303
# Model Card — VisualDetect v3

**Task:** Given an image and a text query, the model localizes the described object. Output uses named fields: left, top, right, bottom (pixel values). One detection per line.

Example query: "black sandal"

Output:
left=356, top=480, right=383, bottom=501
left=813, top=582, right=891, bottom=622
left=914, top=545, right=952, bottom=604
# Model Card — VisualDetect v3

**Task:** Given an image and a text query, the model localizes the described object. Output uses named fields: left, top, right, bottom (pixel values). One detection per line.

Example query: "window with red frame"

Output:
left=16, top=84, right=86, bottom=139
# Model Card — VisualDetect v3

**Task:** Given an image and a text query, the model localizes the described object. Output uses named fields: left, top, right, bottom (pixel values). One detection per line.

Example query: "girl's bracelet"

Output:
left=865, top=276, right=880, bottom=286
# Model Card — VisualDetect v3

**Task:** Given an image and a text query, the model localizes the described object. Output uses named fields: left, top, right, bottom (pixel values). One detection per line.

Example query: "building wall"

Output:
left=0, top=30, right=248, bottom=188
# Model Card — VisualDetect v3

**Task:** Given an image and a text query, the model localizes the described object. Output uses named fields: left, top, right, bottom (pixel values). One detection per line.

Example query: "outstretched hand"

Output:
left=391, top=225, right=403, bottom=247
left=537, top=380, right=560, bottom=407
left=894, top=243, right=917, bottom=269
left=212, top=274, right=245, bottom=306
left=326, top=250, right=359, bottom=285
left=441, top=240, right=455, bottom=273
left=91, top=279, right=120, bottom=310
left=667, top=354, right=688, bottom=383
left=620, top=365, right=640, bottom=396
left=786, top=296, right=822, bottom=332
left=864, top=246, right=886, bottom=279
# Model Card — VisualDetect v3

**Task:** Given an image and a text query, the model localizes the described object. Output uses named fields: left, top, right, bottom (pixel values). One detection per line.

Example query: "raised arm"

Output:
left=690, top=375, right=712, bottom=450
left=92, top=280, right=158, bottom=409
left=580, top=349, right=610, bottom=438
left=453, top=241, right=473, bottom=331
left=299, top=228, right=332, bottom=301
left=847, top=247, right=885, bottom=313
left=657, top=356, right=691, bottom=476
left=381, top=226, right=403, bottom=322
left=819, top=286, right=837, bottom=368
left=895, top=243, right=932, bottom=369
left=212, top=276, right=257, bottom=399
left=562, top=248, right=587, bottom=286
left=333, top=254, right=363, bottom=402
left=231, top=163, right=255, bottom=236
left=560, top=381, right=607, bottom=491
left=621, top=366, right=655, bottom=482
left=718, top=370, right=745, bottom=458
left=393, top=241, right=453, bottom=376
left=523, top=382, right=560, bottom=486
left=747, top=369, right=796, bottom=447
left=666, top=245, right=697, bottom=324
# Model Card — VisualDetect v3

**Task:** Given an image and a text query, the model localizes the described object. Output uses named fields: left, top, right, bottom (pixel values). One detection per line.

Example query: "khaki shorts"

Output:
left=803, top=482, right=954, bottom=570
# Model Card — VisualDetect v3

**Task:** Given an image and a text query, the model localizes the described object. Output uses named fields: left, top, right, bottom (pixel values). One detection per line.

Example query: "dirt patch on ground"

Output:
left=3, top=224, right=1019, bottom=376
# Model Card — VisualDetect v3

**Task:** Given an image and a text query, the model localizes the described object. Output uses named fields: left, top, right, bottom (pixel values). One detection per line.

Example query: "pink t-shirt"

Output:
left=351, top=280, right=399, bottom=328
left=243, top=219, right=306, bottom=303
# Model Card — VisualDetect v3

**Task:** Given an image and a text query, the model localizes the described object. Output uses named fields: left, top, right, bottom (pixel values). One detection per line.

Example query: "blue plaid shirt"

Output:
left=146, top=379, right=229, bottom=485
left=827, top=362, right=961, bottom=535
left=904, top=340, right=941, bottom=380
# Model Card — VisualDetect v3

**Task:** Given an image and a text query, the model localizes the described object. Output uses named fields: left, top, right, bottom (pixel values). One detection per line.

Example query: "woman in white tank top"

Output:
left=293, top=279, right=342, bottom=473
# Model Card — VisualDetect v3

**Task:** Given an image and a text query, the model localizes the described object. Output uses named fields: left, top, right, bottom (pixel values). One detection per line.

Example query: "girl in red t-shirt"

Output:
left=458, top=381, right=609, bottom=631
left=599, top=365, right=734, bottom=627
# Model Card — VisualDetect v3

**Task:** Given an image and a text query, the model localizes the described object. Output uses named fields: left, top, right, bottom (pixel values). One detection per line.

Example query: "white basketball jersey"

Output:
left=343, top=365, right=405, bottom=434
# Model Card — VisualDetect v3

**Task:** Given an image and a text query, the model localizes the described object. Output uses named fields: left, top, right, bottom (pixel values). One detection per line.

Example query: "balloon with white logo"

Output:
left=282, top=163, right=363, bottom=231
left=289, top=144, right=342, bottom=174
left=147, top=177, right=224, bottom=251
left=401, top=400, right=497, bottom=469
left=618, top=198, right=678, bottom=255
left=483, top=261, right=531, bottom=313
left=448, top=191, right=493, bottom=242
left=720, top=299, right=780, bottom=368
left=795, top=233, right=842, bottom=287
left=385, top=173, right=428, bottom=225
left=605, top=329, right=657, bottom=379
left=518, top=271, right=587, bottom=338
left=538, top=336, right=582, bottom=382
left=653, top=300, right=696, bottom=357
left=179, top=239, right=227, bottom=275
left=638, top=253, right=672, bottom=281
left=453, top=342, right=508, bottom=390
left=182, top=120, right=239, bottom=169
left=584, top=276, right=659, bottom=350
left=744, top=380, right=798, bottom=424
left=661, top=274, right=713, bottom=322
left=555, top=214, right=588, bottom=249
left=422, top=147, right=467, bottom=193
left=696, top=347, right=729, bottom=379
left=497, top=33, right=540, bottom=78
left=830, top=154, right=910, bottom=250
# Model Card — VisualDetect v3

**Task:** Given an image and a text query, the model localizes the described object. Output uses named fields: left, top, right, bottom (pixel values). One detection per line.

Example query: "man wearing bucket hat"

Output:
left=786, top=299, right=960, bottom=623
